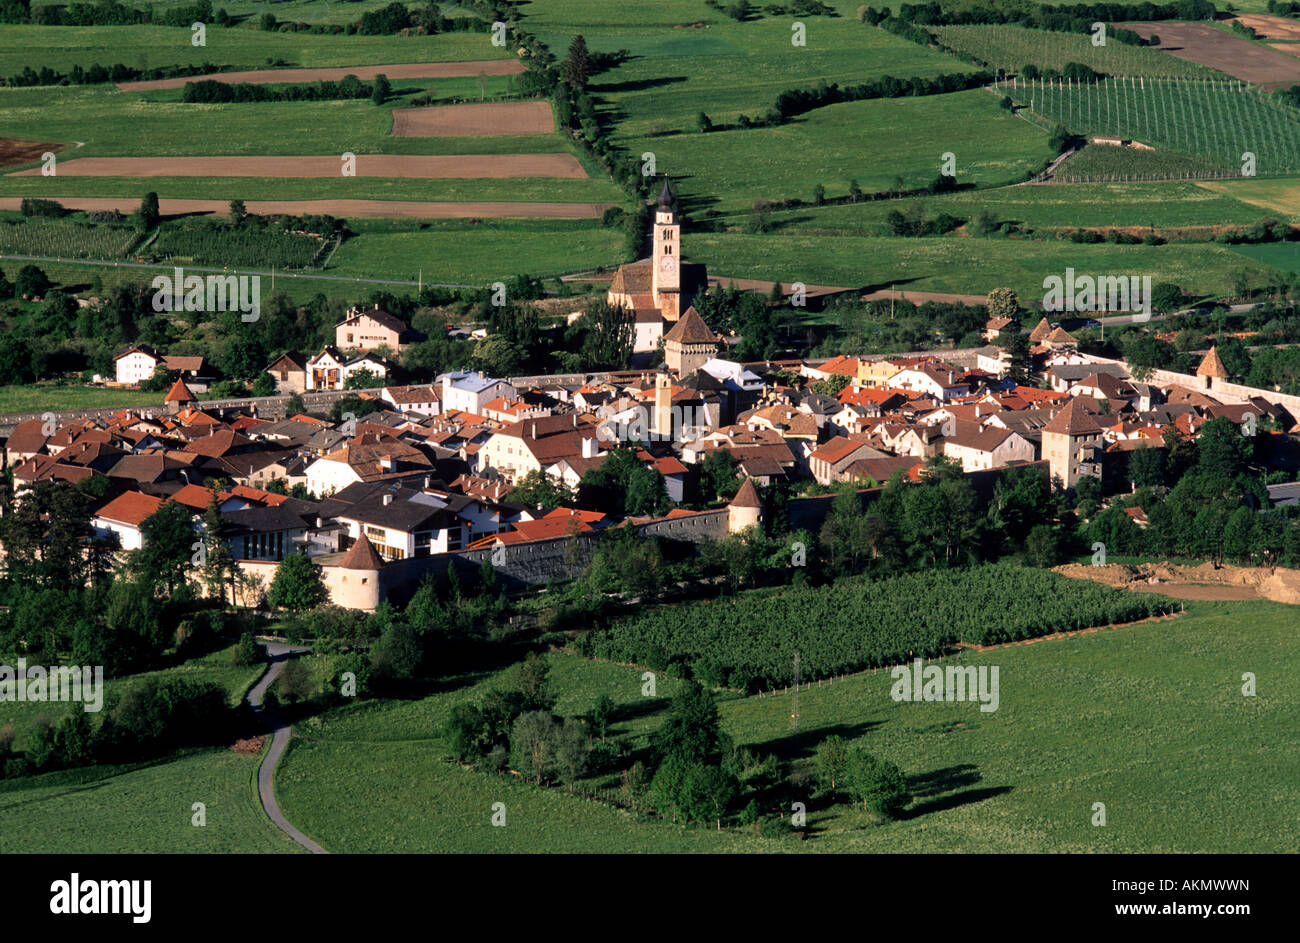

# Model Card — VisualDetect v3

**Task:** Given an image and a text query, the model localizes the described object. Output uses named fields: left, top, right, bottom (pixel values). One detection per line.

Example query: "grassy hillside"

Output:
left=687, top=231, right=1278, bottom=298
left=0, top=748, right=300, bottom=853
left=640, top=90, right=1054, bottom=215
left=275, top=598, right=1300, bottom=853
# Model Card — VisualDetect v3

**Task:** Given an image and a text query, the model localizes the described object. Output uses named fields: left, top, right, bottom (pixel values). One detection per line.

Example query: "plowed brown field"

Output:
left=5, top=154, right=588, bottom=179
left=392, top=101, right=554, bottom=137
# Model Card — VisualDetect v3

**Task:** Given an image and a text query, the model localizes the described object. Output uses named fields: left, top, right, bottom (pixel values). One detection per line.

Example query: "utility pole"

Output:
left=791, top=652, right=800, bottom=731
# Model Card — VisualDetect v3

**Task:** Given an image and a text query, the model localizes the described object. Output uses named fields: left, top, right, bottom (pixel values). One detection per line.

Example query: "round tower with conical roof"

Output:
left=728, top=477, right=764, bottom=532
left=331, top=532, right=383, bottom=610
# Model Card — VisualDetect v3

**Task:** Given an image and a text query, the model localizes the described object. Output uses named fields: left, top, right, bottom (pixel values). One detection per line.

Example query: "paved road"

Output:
left=248, top=641, right=328, bottom=855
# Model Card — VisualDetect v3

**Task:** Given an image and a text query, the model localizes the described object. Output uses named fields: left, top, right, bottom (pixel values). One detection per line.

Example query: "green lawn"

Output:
left=686, top=231, right=1284, bottom=298
left=640, top=90, right=1054, bottom=215
left=275, top=598, right=1300, bottom=853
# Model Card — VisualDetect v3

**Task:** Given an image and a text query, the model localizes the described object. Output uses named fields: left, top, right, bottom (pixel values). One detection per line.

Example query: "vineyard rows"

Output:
left=1053, top=142, right=1232, bottom=182
left=0, top=219, right=139, bottom=259
left=581, top=564, right=1176, bottom=690
left=151, top=225, right=325, bottom=270
left=1006, top=76, right=1300, bottom=175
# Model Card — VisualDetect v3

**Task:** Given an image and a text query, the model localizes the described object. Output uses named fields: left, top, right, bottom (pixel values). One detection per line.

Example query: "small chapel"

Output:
left=606, top=179, right=714, bottom=369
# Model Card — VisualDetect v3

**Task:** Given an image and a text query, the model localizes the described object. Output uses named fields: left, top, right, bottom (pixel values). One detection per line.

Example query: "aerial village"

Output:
left=6, top=183, right=1299, bottom=611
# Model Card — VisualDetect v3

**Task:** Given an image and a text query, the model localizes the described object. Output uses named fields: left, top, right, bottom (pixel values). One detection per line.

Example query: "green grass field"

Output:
left=0, top=383, right=162, bottom=414
left=1227, top=240, right=1300, bottom=273
left=760, top=179, right=1282, bottom=235
left=327, top=218, right=626, bottom=282
left=934, top=24, right=1215, bottom=79
left=273, top=598, right=1299, bottom=852
left=0, top=24, right=507, bottom=75
left=0, top=748, right=300, bottom=853
left=687, top=231, right=1279, bottom=298
left=642, top=90, right=1054, bottom=215
left=1199, top=176, right=1300, bottom=216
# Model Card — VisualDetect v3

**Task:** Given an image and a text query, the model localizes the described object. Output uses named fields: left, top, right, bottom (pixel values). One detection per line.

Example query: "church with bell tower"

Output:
left=606, top=179, right=710, bottom=353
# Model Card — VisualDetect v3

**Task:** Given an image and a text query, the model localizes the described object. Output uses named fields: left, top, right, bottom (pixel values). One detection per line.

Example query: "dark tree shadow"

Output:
left=592, top=75, right=687, bottom=94
left=904, top=785, right=1013, bottom=818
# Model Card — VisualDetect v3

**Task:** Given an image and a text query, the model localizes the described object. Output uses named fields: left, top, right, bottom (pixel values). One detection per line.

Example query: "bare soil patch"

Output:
left=3, top=196, right=612, bottom=219
left=117, top=59, right=523, bottom=92
left=1234, top=14, right=1300, bottom=40
left=392, top=100, right=554, bottom=137
left=0, top=137, right=59, bottom=170
left=6, top=154, right=588, bottom=179
left=231, top=735, right=267, bottom=755
left=1121, top=22, right=1300, bottom=88
left=0, top=196, right=614, bottom=219
left=1054, top=561, right=1300, bottom=604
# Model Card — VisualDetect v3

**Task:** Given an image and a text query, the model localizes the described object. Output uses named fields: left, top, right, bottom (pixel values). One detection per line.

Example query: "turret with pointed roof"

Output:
left=1029, top=317, right=1053, bottom=344
left=164, top=377, right=195, bottom=415
left=663, top=305, right=720, bottom=376
left=728, top=477, right=763, bottom=532
left=657, top=177, right=676, bottom=210
left=1196, top=346, right=1229, bottom=381
left=339, top=531, right=384, bottom=570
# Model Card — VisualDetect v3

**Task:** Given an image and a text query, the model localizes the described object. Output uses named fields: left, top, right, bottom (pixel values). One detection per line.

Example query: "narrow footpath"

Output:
left=247, top=641, right=328, bottom=855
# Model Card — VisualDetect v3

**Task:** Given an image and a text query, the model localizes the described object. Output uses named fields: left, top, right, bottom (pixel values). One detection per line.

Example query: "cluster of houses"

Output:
left=9, top=182, right=1296, bottom=608
left=115, top=303, right=420, bottom=393
left=8, top=316, right=1298, bottom=609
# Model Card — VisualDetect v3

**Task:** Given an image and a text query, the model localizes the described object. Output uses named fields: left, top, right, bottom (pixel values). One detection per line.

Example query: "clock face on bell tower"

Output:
left=660, top=255, right=676, bottom=273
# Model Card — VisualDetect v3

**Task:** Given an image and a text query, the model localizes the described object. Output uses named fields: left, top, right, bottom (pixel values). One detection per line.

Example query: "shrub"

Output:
left=232, top=631, right=263, bottom=666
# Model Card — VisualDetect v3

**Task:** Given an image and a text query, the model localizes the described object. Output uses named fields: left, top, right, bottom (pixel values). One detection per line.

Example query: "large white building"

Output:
left=437, top=371, right=516, bottom=415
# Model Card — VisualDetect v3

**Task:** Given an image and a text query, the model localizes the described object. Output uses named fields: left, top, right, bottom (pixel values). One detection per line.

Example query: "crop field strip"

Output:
left=0, top=196, right=616, bottom=218
left=391, top=101, right=556, bottom=137
left=117, top=59, right=525, bottom=92
left=0, top=24, right=511, bottom=75
left=933, top=24, right=1215, bottom=78
left=6, top=154, right=590, bottom=178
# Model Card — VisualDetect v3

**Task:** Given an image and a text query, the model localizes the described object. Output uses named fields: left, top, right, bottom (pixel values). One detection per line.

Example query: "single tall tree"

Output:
left=563, top=35, right=590, bottom=89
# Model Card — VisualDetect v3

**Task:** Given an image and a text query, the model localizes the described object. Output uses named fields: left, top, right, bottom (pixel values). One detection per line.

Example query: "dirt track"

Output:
left=6, top=154, right=588, bottom=179
left=392, top=101, right=555, bottom=137
left=0, top=137, right=59, bottom=170
left=1054, top=561, right=1300, bottom=604
left=117, top=59, right=523, bottom=92
left=1122, top=22, right=1300, bottom=88
left=0, top=196, right=615, bottom=219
